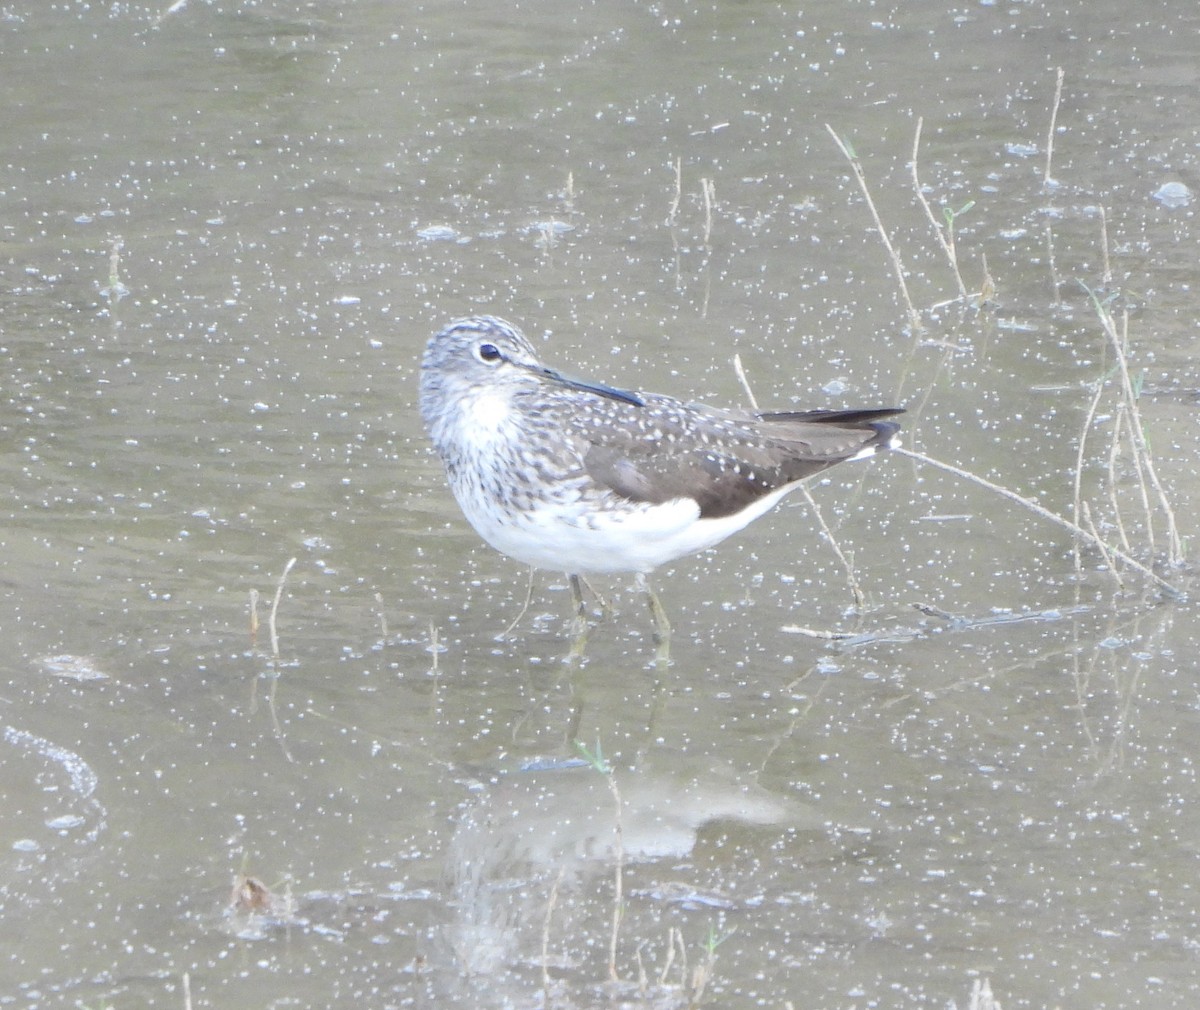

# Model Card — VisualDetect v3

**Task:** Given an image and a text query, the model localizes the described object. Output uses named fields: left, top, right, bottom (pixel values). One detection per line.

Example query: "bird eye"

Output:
left=477, top=342, right=502, bottom=363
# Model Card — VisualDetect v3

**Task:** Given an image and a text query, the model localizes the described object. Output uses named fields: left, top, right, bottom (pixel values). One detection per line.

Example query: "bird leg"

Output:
left=497, top=567, right=537, bottom=640
left=635, top=572, right=672, bottom=665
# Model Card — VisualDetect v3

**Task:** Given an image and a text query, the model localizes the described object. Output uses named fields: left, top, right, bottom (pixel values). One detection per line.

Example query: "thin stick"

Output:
left=1083, top=288, right=1182, bottom=564
left=374, top=591, right=388, bottom=641
left=701, top=177, right=715, bottom=247
left=1106, top=407, right=1134, bottom=554
left=668, top=156, right=683, bottom=224
left=979, top=252, right=996, bottom=305
left=1044, top=221, right=1062, bottom=305
left=658, top=927, right=680, bottom=986
left=1080, top=500, right=1123, bottom=587
left=911, top=117, right=968, bottom=299
left=268, top=557, right=297, bottom=660
left=248, top=588, right=260, bottom=647
left=734, top=352, right=865, bottom=607
left=1098, top=205, right=1112, bottom=286
left=781, top=625, right=861, bottom=641
left=606, top=772, right=624, bottom=981
left=498, top=567, right=537, bottom=639
left=826, top=123, right=922, bottom=334
left=1073, top=372, right=1108, bottom=576
left=894, top=447, right=1180, bottom=598
left=1044, top=67, right=1065, bottom=187
left=799, top=486, right=865, bottom=609
left=732, top=352, right=757, bottom=410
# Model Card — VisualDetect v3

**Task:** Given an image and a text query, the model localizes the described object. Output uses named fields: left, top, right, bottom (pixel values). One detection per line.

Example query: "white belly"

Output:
left=456, top=480, right=801, bottom=575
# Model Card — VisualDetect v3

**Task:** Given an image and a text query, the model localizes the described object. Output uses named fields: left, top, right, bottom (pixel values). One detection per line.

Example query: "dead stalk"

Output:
left=1073, top=372, right=1107, bottom=576
left=701, top=177, right=715, bottom=247
left=911, top=117, right=968, bottom=299
left=825, top=123, right=922, bottom=334
left=1098, top=205, right=1112, bottom=285
left=606, top=770, right=624, bottom=982
left=268, top=557, right=297, bottom=660
left=669, top=156, right=683, bottom=224
left=1085, top=289, right=1182, bottom=565
left=894, top=447, right=1180, bottom=598
left=1044, top=67, right=1065, bottom=187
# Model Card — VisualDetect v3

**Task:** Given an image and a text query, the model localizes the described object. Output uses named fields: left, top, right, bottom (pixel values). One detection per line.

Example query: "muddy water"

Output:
left=2, top=2, right=1198, bottom=1007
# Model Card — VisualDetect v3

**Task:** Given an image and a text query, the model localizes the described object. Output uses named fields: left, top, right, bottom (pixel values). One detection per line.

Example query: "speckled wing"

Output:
left=575, top=395, right=902, bottom=520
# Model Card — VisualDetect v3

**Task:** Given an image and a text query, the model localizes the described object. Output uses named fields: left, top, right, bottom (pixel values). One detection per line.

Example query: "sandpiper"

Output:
left=420, top=315, right=901, bottom=645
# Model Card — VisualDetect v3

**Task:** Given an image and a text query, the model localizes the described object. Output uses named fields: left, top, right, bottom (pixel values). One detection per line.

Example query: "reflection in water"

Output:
left=446, top=755, right=817, bottom=990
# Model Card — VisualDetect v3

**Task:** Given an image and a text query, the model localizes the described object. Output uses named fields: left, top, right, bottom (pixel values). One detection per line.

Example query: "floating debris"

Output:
left=1152, top=181, right=1192, bottom=209
left=36, top=654, right=110, bottom=681
left=416, top=224, right=461, bottom=242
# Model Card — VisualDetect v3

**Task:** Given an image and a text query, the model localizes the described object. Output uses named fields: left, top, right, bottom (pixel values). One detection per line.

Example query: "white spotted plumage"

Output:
left=419, top=315, right=901, bottom=578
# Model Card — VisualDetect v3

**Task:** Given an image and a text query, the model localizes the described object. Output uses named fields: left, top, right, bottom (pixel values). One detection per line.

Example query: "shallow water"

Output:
left=2, top=2, right=1199, bottom=1008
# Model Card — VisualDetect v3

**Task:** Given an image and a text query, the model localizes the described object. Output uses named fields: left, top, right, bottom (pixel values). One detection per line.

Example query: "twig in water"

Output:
left=894, top=446, right=1181, bottom=598
left=800, top=485, right=865, bottom=610
left=1081, top=285, right=1183, bottom=566
left=1073, top=367, right=1109, bottom=577
left=575, top=739, right=624, bottom=982
left=911, top=117, right=968, bottom=300
left=427, top=620, right=440, bottom=676
left=268, top=557, right=298, bottom=660
left=826, top=124, right=922, bottom=334
left=374, top=591, right=388, bottom=641
left=498, top=567, right=537, bottom=640
left=668, top=156, right=683, bottom=224
left=1106, top=408, right=1134, bottom=555
left=248, top=588, right=260, bottom=647
left=1044, top=221, right=1062, bottom=306
left=979, top=252, right=997, bottom=305
left=1044, top=67, right=1066, bottom=187
left=1098, top=205, right=1112, bottom=286
left=701, top=177, right=715, bottom=247
left=733, top=352, right=865, bottom=608
left=1079, top=500, right=1122, bottom=585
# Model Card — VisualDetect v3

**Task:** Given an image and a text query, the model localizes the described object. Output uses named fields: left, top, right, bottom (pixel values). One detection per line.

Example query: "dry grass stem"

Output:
left=268, top=557, right=297, bottom=660
left=733, top=352, right=864, bottom=608
left=374, top=590, right=388, bottom=638
left=248, top=587, right=260, bottom=646
left=826, top=123, right=922, bottom=334
left=1044, top=67, right=1066, bottom=187
left=911, top=117, right=968, bottom=299
left=1106, top=409, right=1134, bottom=554
left=895, top=447, right=1180, bottom=598
left=1084, top=289, right=1182, bottom=565
left=1073, top=372, right=1108, bottom=576
left=800, top=485, right=866, bottom=610
left=497, top=567, right=537, bottom=639
left=780, top=625, right=861, bottom=640
left=1098, top=205, right=1112, bottom=285
left=1080, top=500, right=1123, bottom=586
left=668, top=156, right=683, bottom=224
left=701, top=177, right=715, bottom=247
left=427, top=620, right=440, bottom=675
left=979, top=252, right=996, bottom=304
left=1044, top=222, right=1062, bottom=305
left=606, top=769, right=625, bottom=981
